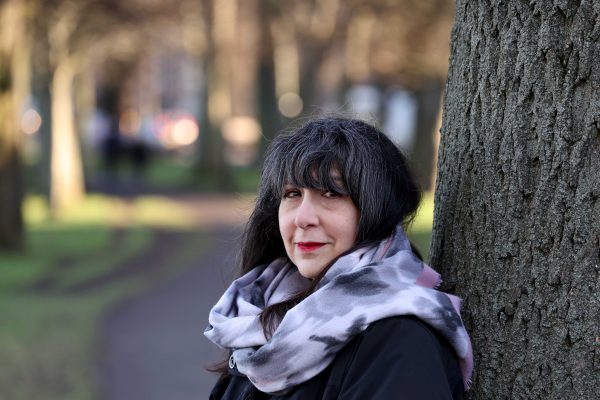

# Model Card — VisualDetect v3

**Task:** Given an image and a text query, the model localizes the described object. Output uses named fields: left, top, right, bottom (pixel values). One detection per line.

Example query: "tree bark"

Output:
left=431, top=1, right=600, bottom=399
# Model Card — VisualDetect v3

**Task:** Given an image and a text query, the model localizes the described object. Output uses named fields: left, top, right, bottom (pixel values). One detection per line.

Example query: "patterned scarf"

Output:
left=205, top=226, right=473, bottom=394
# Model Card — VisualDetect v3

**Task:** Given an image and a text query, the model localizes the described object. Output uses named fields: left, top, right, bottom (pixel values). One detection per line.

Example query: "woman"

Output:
left=205, top=117, right=473, bottom=399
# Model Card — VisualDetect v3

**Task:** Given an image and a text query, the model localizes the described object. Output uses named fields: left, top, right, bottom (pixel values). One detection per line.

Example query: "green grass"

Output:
left=406, top=191, right=435, bottom=261
left=0, top=226, right=111, bottom=292
left=231, top=167, right=261, bottom=193
left=143, top=157, right=196, bottom=189
left=0, top=291, right=124, bottom=400
left=51, top=228, right=152, bottom=291
left=0, top=194, right=213, bottom=400
left=83, top=154, right=262, bottom=193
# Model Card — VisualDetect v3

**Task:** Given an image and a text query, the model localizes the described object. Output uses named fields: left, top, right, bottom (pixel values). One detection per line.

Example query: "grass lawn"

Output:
left=406, top=191, right=435, bottom=261
left=0, top=288, right=133, bottom=400
left=80, top=154, right=262, bottom=194
left=0, top=195, right=212, bottom=400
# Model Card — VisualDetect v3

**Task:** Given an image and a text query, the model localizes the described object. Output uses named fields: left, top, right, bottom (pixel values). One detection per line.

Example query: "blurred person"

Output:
left=205, top=117, right=473, bottom=399
left=126, top=135, right=150, bottom=179
left=102, top=113, right=122, bottom=179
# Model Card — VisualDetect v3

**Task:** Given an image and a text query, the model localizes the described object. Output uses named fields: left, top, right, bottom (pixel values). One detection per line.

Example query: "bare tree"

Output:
left=33, top=0, right=203, bottom=211
left=432, top=1, right=599, bottom=398
left=0, top=0, right=29, bottom=250
left=263, top=0, right=453, bottom=188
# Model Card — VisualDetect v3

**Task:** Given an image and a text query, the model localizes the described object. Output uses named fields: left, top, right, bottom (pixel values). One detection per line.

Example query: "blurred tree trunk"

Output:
left=313, top=41, right=345, bottom=111
left=203, top=0, right=261, bottom=186
left=411, top=81, right=443, bottom=191
left=49, top=56, right=84, bottom=211
left=257, top=3, right=283, bottom=159
left=312, top=0, right=344, bottom=110
left=258, top=56, right=279, bottom=160
left=203, top=0, right=236, bottom=188
left=47, top=5, right=85, bottom=212
left=0, top=85, right=24, bottom=251
left=0, top=0, right=29, bottom=251
left=0, top=90, right=23, bottom=251
left=32, top=39, right=52, bottom=201
left=230, top=0, right=259, bottom=118
left=432, top=1, right=599, bottom=398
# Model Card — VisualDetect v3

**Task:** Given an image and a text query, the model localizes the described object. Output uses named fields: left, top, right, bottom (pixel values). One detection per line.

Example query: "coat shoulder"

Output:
left=333, top=315, right=464, bottom=399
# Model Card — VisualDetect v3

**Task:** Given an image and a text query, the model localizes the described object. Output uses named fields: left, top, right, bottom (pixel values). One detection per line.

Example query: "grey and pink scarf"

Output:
left=205, top=226, right=473, bottom=393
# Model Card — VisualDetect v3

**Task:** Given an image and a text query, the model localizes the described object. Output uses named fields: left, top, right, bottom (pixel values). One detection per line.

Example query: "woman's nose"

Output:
left=294, top=196, right=319, bottom=229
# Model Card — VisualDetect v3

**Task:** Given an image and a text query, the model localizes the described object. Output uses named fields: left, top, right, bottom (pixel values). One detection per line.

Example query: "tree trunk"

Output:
left=230, top=0, right=259, bottom=118
left=0, top=92, right=24, bottom=251
left=431, top=1, right=599, bottom=399
left=411, top=81, right=443, bottom=191
left=50, top=57, right=85, bottom=211
left=33, top=58, right=52, bottom=201
left=257, top=58, right=280, bottom=161
left=0, top=0, right=27, bottom=251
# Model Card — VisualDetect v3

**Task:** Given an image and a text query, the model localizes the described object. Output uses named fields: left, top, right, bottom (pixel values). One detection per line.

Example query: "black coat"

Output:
left=210, top=316, right=464, bottom=400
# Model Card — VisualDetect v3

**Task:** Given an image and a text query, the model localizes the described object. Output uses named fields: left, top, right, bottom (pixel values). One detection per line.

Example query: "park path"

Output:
left=98, top=195, right=250, bottom=400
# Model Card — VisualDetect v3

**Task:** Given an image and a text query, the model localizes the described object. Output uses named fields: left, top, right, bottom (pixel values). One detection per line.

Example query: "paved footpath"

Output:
left=99, top=196, right=250, bottom=400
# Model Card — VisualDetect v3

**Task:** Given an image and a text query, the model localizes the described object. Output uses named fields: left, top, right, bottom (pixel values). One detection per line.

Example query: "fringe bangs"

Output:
left=265, top=130, right=353, bottom=199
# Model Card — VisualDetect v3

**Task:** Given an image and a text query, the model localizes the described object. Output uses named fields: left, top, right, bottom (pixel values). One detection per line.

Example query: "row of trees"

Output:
left=0, top=0, right=454, bottom=250
left=1, top=0, right=186, bottom=249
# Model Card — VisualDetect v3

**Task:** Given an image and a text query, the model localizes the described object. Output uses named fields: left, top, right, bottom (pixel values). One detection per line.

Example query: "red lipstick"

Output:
left=297, top=242, right=325, bottom=252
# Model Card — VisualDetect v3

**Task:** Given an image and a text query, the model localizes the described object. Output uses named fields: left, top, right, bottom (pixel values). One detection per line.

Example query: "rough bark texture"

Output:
left=431, top=1, right=600, bottom=399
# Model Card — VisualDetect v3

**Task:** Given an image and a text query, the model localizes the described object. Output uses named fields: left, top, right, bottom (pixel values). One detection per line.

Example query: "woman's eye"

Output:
left=283, top=190, right=301, bottom=199
left=323, top=191, right=341, bottom=199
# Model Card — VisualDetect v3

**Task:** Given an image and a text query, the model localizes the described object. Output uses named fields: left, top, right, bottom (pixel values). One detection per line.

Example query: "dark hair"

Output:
left=238, top=117, right=421, bottom=338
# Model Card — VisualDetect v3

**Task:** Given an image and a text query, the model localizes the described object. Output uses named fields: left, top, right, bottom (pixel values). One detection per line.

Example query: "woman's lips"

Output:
left=297, top=242, right=326, bottom=252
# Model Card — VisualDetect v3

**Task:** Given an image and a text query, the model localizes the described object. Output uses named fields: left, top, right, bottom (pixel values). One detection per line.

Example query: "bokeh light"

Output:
left=277, top=92, right=303, bottom=118
left=221, top=116, right=261, bottom=146
left=119, top=109, right=141, bottom=136
left=152, top=112, right=199, bottom=149
left=20, top=108, right=42, bottom=135
left=171, top=117, right=199, bottom=146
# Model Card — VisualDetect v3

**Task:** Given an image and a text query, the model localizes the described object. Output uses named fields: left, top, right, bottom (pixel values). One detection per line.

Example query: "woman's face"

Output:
left=278, top=183, right=359, bottom=279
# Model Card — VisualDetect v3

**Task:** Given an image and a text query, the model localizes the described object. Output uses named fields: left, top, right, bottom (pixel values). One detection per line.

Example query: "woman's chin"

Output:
left=294, top=260, right=328, bottom=279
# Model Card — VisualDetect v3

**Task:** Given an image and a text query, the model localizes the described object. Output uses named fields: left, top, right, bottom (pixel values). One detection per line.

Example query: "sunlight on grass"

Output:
left=24, top=194, right=198, bottom=228
left=132, top=197, right=197, bottom=227
left=406, top=191, right=435, bottom=261
left=3, top=194, right=204, bottom=291
left=410, top=191, right=435, bottom=232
